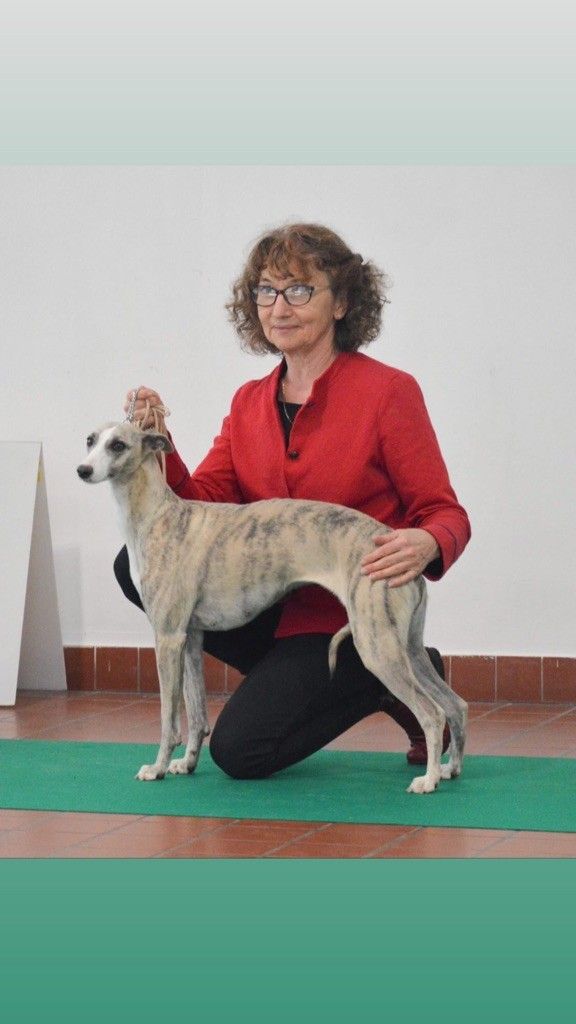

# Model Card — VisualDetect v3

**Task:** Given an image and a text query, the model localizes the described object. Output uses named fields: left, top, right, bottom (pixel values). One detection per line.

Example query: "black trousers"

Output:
left=114, top=545, right=443, bottom=779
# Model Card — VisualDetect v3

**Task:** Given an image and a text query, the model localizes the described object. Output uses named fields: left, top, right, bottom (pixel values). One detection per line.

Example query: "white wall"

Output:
left=1, top=166, right=574, bottom=655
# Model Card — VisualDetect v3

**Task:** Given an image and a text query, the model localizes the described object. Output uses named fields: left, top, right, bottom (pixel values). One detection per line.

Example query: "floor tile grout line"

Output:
left=472, top=833, right=524, bottom=856
left=34, top=816, right=247, bottom=857
left=361, top=826, right=431, bottom=858
left=89, top=815, right=245, bottom=848
left=2, top=813, right=575, bottom=859
left=259, top=822, right=360, bottom=857
left=147, top=821, right=357, bottom=859
left=17, top=697, right=164, bottom=739
left=261, top=823, right=422, bottom=859
left=479, top=703, right=576, bottom=724
left=361, top=828, right=531, bottom=859
left=472, top=707, right=576, bottom=754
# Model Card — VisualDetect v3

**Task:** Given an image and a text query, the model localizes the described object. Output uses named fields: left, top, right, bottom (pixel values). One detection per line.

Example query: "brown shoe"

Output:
left=406, top=723, right=451, bottom=765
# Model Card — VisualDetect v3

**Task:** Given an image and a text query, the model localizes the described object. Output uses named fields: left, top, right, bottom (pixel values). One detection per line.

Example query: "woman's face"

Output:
left=256, top=264, right=346, bottom=357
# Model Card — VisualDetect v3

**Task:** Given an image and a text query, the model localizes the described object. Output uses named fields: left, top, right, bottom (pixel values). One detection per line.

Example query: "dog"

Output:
left=77, top=421, right=467, bottom=794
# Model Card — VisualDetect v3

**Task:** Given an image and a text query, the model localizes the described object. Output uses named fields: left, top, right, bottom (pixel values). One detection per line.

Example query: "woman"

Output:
left=115, top=222, right=471, bottom=778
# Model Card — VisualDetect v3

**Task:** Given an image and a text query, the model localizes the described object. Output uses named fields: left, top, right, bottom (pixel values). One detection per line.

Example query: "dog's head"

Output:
left=76, top=421, right=173, bottom=484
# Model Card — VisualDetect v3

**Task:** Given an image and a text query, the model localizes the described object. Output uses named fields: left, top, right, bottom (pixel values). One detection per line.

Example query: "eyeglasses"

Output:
left=251, top=283, right=331, bottom=307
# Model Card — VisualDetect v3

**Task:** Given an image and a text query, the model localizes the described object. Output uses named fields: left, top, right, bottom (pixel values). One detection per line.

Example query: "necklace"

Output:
left=279, top=378, right=299, bottom=426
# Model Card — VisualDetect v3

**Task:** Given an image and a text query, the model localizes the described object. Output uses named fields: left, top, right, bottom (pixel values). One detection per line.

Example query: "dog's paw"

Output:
left=407, top=773, right=439, bottom=794
left=136, top=764, right=165, bottom=781
left=167, top=756, right=196, bottom=775
left=440, top=761, right=461, bottom=780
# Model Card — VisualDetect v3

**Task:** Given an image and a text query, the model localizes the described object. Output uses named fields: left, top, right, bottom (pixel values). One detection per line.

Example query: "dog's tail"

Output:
left=328, top=624, right=352, bottom=677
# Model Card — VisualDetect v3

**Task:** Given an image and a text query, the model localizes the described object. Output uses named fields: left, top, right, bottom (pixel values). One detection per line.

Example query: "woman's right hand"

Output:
left=123, top=387, right=167, bottom=428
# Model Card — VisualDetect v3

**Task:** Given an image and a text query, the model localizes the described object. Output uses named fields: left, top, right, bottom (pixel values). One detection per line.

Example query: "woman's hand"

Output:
left=123, top=387, right=167, bottom=428
left=360, top=528, right=440, bottom=588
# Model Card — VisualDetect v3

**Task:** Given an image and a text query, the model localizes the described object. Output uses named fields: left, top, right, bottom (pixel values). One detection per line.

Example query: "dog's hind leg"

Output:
left=136, top=632, right=186, bottom=781
left=407, top=589, right=468, bottom=780
left=352, top=621, right=446, bottom=794
left=390, top=655, right=446, bottom=794
left=410, top=648, right=468, bottom=780
left=345, top=575, right=446, bottom=793
left=168, top=629, right=210, bottom=776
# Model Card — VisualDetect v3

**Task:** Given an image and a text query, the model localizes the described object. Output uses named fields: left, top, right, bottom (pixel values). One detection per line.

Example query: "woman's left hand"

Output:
left=360, top=529, right=440, bottom=588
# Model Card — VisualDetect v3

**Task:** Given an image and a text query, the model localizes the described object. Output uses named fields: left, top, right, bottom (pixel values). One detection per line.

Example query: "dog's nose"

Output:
left=77, top=464, right=94, bottom=480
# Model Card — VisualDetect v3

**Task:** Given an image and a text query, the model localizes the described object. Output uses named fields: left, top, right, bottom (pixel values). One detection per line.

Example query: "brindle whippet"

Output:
left=77, top=421, right=467, bottom=794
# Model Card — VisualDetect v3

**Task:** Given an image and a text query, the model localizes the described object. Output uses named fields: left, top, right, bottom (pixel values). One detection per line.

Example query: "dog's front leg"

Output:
left=136, top=632, right=186, bottom=781
left=168, top=629, right=210, bottom=776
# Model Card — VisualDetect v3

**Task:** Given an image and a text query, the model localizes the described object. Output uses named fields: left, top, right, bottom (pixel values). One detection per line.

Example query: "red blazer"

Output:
left=165, top=352, right=471, bottom=636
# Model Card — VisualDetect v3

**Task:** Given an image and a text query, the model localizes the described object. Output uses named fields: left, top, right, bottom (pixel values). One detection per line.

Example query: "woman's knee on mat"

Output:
left=209, top=716, right=275, bottom=780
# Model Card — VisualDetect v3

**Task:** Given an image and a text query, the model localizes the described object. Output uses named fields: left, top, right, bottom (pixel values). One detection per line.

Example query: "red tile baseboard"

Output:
left=64, top=646, right=228, bottom=695
left=449, top=656, right=496, bottom=702
left=63, top=648, right=576, bottom=703
left=448, top=656, right=576, bottom=703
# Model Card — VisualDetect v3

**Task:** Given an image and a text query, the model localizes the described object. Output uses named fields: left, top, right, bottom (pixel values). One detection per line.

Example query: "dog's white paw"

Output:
left=136, top=764, right=165, bottom=781
left=167, top=756, right=195, bottom=775
left=440, top=762, right=461, bottom=780
left=407, top=773, right=439, bottom=794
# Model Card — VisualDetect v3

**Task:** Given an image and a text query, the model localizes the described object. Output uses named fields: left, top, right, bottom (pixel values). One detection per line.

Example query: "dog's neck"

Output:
left=110, top=456, right=169, bottom=538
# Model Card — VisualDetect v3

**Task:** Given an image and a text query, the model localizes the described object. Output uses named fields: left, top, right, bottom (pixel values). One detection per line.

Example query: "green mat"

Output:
left=1, top=739, right=574, bottom=832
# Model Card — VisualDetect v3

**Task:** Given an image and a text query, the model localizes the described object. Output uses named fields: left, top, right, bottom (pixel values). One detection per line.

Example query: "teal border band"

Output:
left=1, top=859, right=575, bottom=1020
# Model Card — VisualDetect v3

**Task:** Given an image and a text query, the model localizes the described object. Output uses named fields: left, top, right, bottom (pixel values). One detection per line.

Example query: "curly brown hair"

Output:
left=226, top=222, right=390, bottom=355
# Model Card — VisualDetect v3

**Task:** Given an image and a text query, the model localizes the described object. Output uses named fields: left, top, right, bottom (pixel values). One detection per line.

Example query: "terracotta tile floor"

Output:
left=1, top=691, right=575, bottom=858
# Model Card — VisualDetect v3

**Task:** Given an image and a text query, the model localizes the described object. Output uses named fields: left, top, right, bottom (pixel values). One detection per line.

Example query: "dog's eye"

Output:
left=86, top=434, right=96, bottom=449
left=109, top=440, right=128, bottom=454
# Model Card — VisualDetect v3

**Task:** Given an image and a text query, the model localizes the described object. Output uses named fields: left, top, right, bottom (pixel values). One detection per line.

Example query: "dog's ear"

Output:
left=141, top=432, right=174, bottom=455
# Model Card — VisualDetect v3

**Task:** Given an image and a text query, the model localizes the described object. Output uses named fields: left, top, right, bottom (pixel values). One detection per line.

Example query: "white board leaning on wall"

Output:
left=0, top=441, right=66, bottom=705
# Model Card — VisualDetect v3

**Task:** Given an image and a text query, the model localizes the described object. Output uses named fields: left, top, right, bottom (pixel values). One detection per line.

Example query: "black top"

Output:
left=277, top=399, right=302, bottom=445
